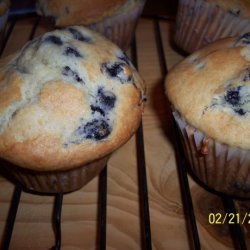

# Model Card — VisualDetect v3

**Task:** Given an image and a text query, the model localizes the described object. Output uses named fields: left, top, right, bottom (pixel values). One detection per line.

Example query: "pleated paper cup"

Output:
left=173, top=111, right=250, bottom=199
left=174, top=0, right=250, bottom=53
left=88, top=0, right=145, bottom=50
left=1, top=155, right=110, bottom=194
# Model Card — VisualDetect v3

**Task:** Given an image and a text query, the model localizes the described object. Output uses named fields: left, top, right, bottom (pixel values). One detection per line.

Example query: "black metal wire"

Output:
left=28, top=16, right=41, bottom=41
left=2, top=184, right=22, bottom=250
left=98, top=166, right=108, bottom=250
left=172, top=122, right=201, bottom=250
left=136, top=123, right=152, bottom=250
left=142, top=14, right=175, bottom=21
left=52, top=193, right=63, bottom=250
left=0, top=16, right=22, bottom=250
left=9, top=7, right=36, bottom=17
left=0, top=18, right=16, bottom=56
left=222, top=196, right=248, bottom=250
left=153, top=19, right=201, bottom=250
left=131, top=37, right=152, bottom=250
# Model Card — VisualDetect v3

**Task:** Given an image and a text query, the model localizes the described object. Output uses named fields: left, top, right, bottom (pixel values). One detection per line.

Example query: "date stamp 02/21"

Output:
left=208, top=213, right=250, bottom=225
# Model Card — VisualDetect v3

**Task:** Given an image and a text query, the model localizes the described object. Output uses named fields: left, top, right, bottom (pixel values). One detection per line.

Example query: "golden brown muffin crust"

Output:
left=166, top=34, right=250, bottom=149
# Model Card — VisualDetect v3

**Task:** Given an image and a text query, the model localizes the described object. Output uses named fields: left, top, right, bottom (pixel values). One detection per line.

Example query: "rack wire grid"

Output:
left=0, top=11, right=249, bottom=250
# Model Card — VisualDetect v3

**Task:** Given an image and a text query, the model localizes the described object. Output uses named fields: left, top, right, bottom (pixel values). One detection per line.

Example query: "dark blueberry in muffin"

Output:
left=117, top=51, right=131, bottom=65
left=68, top=27, right=92, bottom=43
left=101, top=62, right=132, bottom=83
left=235, top=33, right=250, bottom=46
left=243, top=68, right=250, bottom=82
left=235, top=108, right=246, bottom=116
left=97, top=88, right=116, bottom=111
left=102, top=62, right=123, bottom=77
left=64, top=47, right=82, bottom=58
left=44, top=35, right=63, bottom=45
left=225, top=88, right=241, bottom=106
left=83, top=119, right=111, bottom=140
left=62, top=66, right=83, bottom=83
left=90, top=105, right=105, bottom=116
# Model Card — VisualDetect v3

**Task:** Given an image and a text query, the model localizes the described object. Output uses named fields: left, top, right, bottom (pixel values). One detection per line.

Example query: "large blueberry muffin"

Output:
left=36, top=0, right=146, bottom=50
left=165, top=33, right=250, bottom=198
left=175, top=0, right=250, bottom=53
left=0, top=26, right=146, bottom=193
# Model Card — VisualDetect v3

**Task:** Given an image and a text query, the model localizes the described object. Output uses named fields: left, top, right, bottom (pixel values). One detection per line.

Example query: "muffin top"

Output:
left=36, top=0, right=139, bottom=26
left=206, top=0, right=250, bottom=18
left=0, top=26, right=146, bottom=171
left=165, top=33, right=250, bottom=149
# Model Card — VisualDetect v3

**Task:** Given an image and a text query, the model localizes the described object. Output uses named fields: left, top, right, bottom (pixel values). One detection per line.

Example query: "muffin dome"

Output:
left=0, top=26, right=145, bottom=171
left=36, top=0, right=127, bottom=26
left=166, top=33, right=250, bottom=149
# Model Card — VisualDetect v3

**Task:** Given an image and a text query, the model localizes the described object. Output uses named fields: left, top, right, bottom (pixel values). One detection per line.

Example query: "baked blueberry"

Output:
left=90, top=105, right=105, bottom=116
left=117, top=51, right=131, bottom=65
left=43, top=35, right=63, bottom=45
left=97, top=88, right=116, bottom=111
left=225, top=87, right=241, bottom=106
left=101, top=62, right=132, bottom=83
left=68, top=27, right=92, bottom=43
left=102, top=62, right=123, bottom=77
left=82, top=119, right=111, bottom=140
left=64, top=47, right=82, bottom=58
left=234, top=33, right=250, bottom=46
left=235, top=108, right=246, bottom=116
left=62, top=66, right=83, bottom=83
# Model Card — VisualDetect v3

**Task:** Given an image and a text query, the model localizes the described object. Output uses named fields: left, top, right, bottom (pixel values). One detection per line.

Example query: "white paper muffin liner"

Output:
left=174, top=0, right=250, bottom=53
left=88, top=0, right=145, bottom=50
left=3, top=155, right=110, bottom=194
left=173, top=111, right=250, bottom=198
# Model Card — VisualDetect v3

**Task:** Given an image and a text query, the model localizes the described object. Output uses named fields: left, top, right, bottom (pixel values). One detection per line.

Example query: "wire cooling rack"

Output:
left=0, top=11, right=249, bottom=250
left=0, top=12, right=151, bottom=250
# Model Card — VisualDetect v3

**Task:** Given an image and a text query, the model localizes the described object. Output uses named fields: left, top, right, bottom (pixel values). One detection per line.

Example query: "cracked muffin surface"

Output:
left=0, top=26, right=145, bottom=171
left=165, top=33, right=250, bottom=149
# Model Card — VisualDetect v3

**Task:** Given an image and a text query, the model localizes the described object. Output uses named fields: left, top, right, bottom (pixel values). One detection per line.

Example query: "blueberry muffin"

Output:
left=36, top=0, right=146, bottom=50
left=175, top=0, right=250, bottom=53
left=0, top=26, right=146, bottom=193
left=165, top=33, right=250, bottom=198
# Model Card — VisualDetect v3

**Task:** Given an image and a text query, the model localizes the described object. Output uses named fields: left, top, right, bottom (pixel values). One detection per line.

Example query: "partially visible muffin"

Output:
left=165, top=33, right=250, bottom=198
left=36, top=0, right=146, bottom=50
left=36, top=0, right=127, bottom=26
left=174, top=0, right=250, bottom=53
left=0, top=26, right=146, bottom=193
